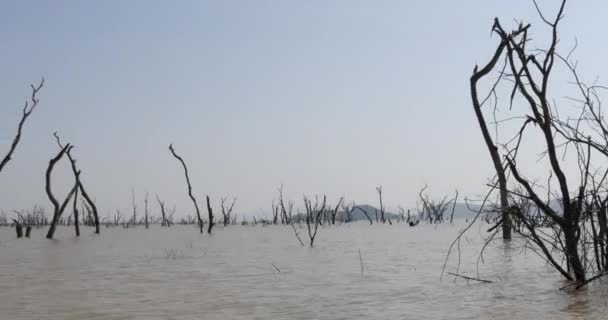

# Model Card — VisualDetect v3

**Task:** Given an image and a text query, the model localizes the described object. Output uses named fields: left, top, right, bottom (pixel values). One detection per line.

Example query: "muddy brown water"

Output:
left=0, top=222, right=606, bottom=319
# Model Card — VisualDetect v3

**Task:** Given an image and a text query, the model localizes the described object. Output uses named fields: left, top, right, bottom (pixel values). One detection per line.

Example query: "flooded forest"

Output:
left=1, top=0, right=608, bottom=319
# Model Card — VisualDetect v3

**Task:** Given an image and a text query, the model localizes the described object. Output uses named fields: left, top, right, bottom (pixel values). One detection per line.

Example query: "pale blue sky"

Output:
left=1, top=1, right=607, bottom=218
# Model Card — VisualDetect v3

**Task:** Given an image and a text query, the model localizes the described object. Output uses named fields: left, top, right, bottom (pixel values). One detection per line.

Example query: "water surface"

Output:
left=1, top=222, right=606, bottom=319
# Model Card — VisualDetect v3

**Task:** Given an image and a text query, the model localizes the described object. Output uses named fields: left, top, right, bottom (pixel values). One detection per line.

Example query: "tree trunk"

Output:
left=206, top=195, right=214, bottom=234
left=169, top=144, right=203, bottom=233
left=15, top=222, right=23, bottom=238
left=564, top=223, right=586, bottom=282
left=73, top=189, right=80, bottom=237
left=470, top=45, right=512, bottom=240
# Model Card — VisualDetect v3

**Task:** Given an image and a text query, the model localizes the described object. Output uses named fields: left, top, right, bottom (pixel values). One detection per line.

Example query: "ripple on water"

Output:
left=0, top=222, right=607, bottom=319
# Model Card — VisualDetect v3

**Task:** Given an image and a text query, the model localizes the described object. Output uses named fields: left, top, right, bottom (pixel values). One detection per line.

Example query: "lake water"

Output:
left=1, top=222, right=606, bottom=319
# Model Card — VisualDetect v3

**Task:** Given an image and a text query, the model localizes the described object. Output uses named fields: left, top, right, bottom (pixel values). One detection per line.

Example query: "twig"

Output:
left=441, top=184, right=495, bottom=280
left=575, top=272, right=608, bottom=290
left=447, top=272, right=493, bottom=283
left=271, top=263, right=281, bottom=273
left=358, top=249, right=364, bottom=274
left=290, top=223, right=305, bottom=247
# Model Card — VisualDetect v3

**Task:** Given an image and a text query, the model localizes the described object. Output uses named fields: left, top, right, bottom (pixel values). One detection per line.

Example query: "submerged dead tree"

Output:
left=278, top=185, right=293, bottom=224
left=206, top=195, right=214, bottom=233
left=304, top=195, right=327, bottom=247
left=341, top=201, right=356, bottom=223
left=144, top=192, right=149, bottom=229
left=220, top=197, right=237, bottom=226
left=131, top=188, right=137, bottom=228
left=73, top=185, right=80, bottom=236
left=169, top=144, right=203, bottom=233
left=418, top=185, right=456, bottom=224
left=376, top=186, right=385, bottom=223
left=156, top=195, right=171, bottom=227
left=46, top=145, right=78, bottom=239
left=0, top=79, right=44, bottom=176
left=464, top=0, right=607, bottom=283
left=470, top=45, right=512, bottom=239
left=355, top=205, right=373, bottom=225
left=330, top=196, right=344, bottom=225
left=54, top=132, right=100, bottom=234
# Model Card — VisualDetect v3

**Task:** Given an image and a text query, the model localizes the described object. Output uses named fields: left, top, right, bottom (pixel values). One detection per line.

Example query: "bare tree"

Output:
left=54, top=133, right=100, bottom=234
left=418, top=185, right=455, bottom=224
left=470, top=41, right=512, bottom=239
left=449, top=190, right=459, bottom=224
left=341, top=201, right=356, bottom=223
left=0, top=79, right=44, bottom=176
left=46, top=145, right=78, bottom=239
left=169, top=144, right=203, bottom=233
left=376, top=186, right=385, bottom=223
left=278, top=185, right=293, bottom=224
left=73, top=184, right=80, bottom=236
left=355, top=206, right=373, bottom=225
left=113, top=209, right=122, bottom=226
left=144, top=192, right=149, bottom=229
left=220, top=197, right=237, bottom=226
left=271, top=200, right=279, bottom=225
left=131, top=188, right=137, bottom=227
left=465, top=0, right=603, bottom=283
left=206, top=195, right=214, bottom=233
left=156, top=195, right=169, bottom=227
left=304, top=195, right=327, bottom=247
left=498, top=0, right=585, bottom=282
left=398, top=206, right=406, bottom=223
left=330, top=196, right=344, bottom=225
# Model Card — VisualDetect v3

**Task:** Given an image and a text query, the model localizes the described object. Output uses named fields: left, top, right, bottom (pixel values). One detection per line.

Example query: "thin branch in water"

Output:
left=271, top=263, right=281, bottom=273
left=447, top=272, right=493, bottom=284
left=359, top=249, right=364, bottom=274
left=290, top=223, right=305, bottom=247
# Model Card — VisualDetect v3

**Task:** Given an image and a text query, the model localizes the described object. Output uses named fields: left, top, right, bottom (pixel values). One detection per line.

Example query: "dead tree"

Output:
left=467, top=0, right=595, bottom=283
left=304, top=195, right=326, bottom=247
left=144, top=192, right=149, bottom=229
left=355, top=206, right=373, bottom=225
left=13, top=219, right=23, bottom=238
left=156, top=195, right=168, bottom=227
left=499, top=1, right=584, bottom=282
left=0, top=79, right=44, bottom=176
left=470, top=43, right=512, bottom=239
left=220, top=197, right=237, bottom=226
left=54, top=133, right=100, bottom=234
left=341, top=201, right=356, bottom=223
left=449, top=190, right=459, bottom=224
left=271, top=200, right=279, bottom=225
left=418, top=186, right=455, bottom=224
left=113, top=209, right=122, bottom=226
left=398, top=206, right=406, bottom=223
left=131, top=188, right=137, bottom=227
left=46, top=145, right=79, bottom=239
left=169, top=144, right=203, bottom=233
left=206, top=195, right=214, bottom=233
left=330, top=196, right=344, bottom=225
left=168, top=205, right=176, bottom=226
left=73, top=185, right=80, bottom=236
left=376, top=186, right=385, bottom=223
left=278, top=185, right=293, bottom=224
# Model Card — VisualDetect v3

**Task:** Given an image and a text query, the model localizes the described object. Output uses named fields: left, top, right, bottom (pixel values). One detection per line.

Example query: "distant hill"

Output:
left=350, top=202, right=483, bottom=222
left=350, top=204, right=399, bottom=222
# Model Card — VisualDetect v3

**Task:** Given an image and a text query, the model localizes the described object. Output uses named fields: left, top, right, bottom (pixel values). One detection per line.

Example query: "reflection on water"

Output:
left=0, top=222, right=606, bottom=319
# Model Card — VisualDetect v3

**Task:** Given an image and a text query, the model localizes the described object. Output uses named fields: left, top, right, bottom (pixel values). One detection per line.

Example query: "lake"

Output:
left=0, top=222, right=606, bottom=319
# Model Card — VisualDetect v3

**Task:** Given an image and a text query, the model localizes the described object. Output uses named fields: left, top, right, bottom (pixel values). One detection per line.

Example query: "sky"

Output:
left=1, top=0, right=607, bottom=219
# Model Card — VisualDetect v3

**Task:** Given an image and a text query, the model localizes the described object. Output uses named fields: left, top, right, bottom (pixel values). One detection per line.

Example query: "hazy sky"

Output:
left=1, top=1, right=607, bottom=218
